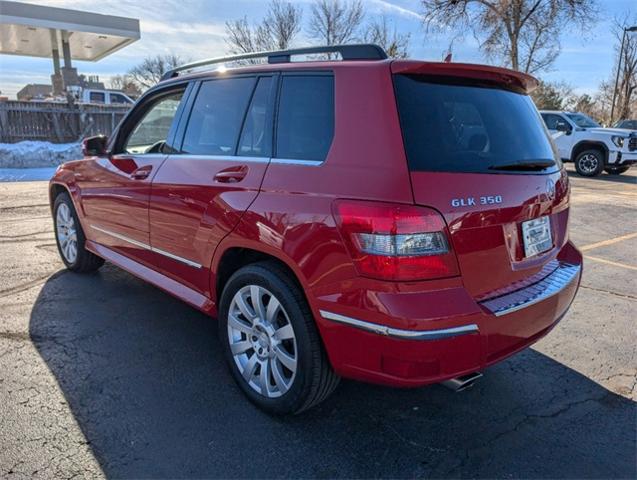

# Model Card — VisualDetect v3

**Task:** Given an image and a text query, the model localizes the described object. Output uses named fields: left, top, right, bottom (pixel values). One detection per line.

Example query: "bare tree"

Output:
left=308, top=0, right=364, bottom=56
left=259, top=0, right=303, bottom=50
left=365, top=15, right=411, bottom=58
left=530, top=80, right=573, bottom=110
left=610, top=15, right=637, bottom=123
left=109, top=74, right=142, bottom=98
left=225, top=0, right=302, bottom=59
left=128, top=54, right=185, bottom=90
left=421, top=0, right=598, bottom=74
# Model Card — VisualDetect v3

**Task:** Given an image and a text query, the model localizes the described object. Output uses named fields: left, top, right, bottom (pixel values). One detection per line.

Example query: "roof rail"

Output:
left=160, top=44, right=387, bottom=81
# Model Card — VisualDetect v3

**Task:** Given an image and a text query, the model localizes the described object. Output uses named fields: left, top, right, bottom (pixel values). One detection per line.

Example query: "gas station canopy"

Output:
left=0, top=0, right=140, bottom=61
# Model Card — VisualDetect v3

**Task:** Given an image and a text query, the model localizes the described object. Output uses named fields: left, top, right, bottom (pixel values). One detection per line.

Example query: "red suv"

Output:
left=50, top=45, right=582, bottom=414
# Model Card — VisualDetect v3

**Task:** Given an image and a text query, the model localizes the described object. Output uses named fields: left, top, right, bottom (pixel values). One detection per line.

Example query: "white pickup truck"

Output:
left=540, top=110, right=637, bottom=177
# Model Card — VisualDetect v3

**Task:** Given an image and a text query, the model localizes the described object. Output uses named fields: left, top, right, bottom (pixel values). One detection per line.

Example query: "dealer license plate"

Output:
left=522, top=216, right=552, bottom=257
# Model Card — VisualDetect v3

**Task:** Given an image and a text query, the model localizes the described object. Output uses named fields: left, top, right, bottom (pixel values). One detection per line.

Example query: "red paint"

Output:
left=50, top=58, right=582, bottom=388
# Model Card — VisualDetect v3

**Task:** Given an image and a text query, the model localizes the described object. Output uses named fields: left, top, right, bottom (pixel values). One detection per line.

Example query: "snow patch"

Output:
left=0, top=141, right=82, bottom=168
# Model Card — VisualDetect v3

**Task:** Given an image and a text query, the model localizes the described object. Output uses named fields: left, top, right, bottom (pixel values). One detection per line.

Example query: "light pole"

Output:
left=610, top=25, right=637, bottom=124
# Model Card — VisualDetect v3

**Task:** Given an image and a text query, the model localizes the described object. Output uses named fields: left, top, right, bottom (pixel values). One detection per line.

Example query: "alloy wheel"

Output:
left=227, top=285, right=298, bottom=398
left=56, top=203, right=78, bottom=264
left=578, top=153, right=599, bottom=175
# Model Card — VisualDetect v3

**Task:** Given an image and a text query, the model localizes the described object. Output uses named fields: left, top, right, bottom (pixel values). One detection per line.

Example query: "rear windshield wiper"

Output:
left=488, top=160, right=555, bottom=171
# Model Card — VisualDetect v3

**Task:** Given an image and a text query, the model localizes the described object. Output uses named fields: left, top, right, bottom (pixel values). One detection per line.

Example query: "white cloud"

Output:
left=366, top=0, right=423, bottom=20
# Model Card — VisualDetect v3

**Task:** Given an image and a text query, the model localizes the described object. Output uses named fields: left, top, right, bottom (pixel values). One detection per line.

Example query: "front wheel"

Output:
left=218, top=261, right=339, bottom=415
left=574, top=149, right=605, bottom=177
left=53, top=193, right=104, bottom=272
left=604, top=166, right=630, bottom=175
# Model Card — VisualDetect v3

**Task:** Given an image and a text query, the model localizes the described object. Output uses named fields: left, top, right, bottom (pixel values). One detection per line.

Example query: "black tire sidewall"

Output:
left=53, top=193, right=86, bottom=270
left=575, top=149, right=604, bottom=177
left=604, top=166, right=629, bottom=175
left=218, top=264, right=316, bottom=415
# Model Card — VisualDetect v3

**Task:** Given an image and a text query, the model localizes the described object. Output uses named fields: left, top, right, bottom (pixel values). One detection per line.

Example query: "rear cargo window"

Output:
left=394, top=75, right=559, bottom=173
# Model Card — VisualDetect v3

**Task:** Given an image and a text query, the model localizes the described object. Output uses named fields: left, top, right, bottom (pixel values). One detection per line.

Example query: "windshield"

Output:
left=614, top=120, right=637, bottom=130
left=566, top=113, right=600, bottom=128
left=393, top=75, right=559, bottom=174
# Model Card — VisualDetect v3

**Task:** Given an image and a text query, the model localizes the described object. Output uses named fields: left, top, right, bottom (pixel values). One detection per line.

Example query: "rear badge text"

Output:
left=451, top=196, right=503, bottom=208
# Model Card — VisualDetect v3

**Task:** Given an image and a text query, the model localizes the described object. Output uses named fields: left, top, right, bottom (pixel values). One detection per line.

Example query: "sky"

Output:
left=0, top=0, right=635, bottom=98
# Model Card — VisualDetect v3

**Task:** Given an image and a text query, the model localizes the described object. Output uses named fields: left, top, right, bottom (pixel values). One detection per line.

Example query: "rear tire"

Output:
left=574, top=149, right=605, bottom=177
left=604, top=166, right=630, bottom=175
left=218, top=261, right=339, bottom=415
left=53, top=193, right=104, bottom=273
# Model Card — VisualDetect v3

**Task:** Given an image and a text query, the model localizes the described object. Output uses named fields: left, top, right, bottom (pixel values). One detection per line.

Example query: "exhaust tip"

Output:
left=441, top=372, right=483, bottom=392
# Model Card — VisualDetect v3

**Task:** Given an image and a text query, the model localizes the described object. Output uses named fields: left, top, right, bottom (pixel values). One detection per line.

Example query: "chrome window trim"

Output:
left=319, top=310, right=479, bottom=340
left=167, top=154, right=270, bottom=164
left=163, top=155, right=323, bottom=166
left=270, top=158, right=323, bottom=166
left=90, top=225, right=202, bottom=269
left=480, top=262, right=581, bottom=317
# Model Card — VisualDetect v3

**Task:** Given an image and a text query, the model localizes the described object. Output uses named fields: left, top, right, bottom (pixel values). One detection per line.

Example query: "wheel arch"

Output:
left=49, top=182, right=70, bottom=212
left=49, top=179, right=88, bottom=234
left=211, top=241, right=310, bottom=311
left=570, top=141, right=608, bottom=164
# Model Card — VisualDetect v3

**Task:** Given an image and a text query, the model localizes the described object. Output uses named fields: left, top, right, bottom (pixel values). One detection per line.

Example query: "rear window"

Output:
left=394, top=75, right=559, bottom=173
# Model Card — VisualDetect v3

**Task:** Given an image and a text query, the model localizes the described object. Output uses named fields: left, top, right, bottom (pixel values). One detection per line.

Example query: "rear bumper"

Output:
left=313, top=241, right=582, bottom=387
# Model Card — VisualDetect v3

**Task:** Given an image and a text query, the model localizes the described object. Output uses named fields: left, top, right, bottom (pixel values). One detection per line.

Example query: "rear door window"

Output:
left=182, top=77, right=255, bottom=155
left=275, top=75, right=334, bottom=162
left=238, top=77, right=273, bottom=157
left=394, top=75, right=559, bottom=173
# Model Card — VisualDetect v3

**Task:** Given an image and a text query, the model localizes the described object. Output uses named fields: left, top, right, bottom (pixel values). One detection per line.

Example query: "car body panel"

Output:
left=49, top=57, right=583, bottom=389
left=149, top=155, right=269, bottom=294
left=410, top=169, right=570, bottom=298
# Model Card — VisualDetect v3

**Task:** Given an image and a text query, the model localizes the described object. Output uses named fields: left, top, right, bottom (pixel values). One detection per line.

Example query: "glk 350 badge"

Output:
left=451, top=195, right=503, bottom=207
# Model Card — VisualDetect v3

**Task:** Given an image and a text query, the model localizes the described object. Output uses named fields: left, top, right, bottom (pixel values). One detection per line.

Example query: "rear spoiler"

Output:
left=391, top=60, right=539, bottom=94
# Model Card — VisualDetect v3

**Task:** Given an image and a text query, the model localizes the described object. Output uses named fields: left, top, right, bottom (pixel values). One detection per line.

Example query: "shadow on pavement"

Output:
left=30, top=266, right=636, bottom=479
left=566, top=169, right=637, bottom=185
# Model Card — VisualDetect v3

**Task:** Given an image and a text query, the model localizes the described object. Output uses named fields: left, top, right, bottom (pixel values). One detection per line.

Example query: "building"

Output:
left=16, top=83, right=52, bottom=100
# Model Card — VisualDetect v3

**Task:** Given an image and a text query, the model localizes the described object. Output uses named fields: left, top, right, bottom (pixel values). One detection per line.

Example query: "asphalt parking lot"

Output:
left=0, top=165, right=635, bottom=479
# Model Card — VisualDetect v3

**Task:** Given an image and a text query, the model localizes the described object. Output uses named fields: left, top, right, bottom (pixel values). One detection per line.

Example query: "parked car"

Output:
left=79, top=88, right=135, bottom=105
left=540, top=110, right=637, bottom=176
left=613, top=119, right=637, bottom=131
left=50, top=45, right=582, bottom=414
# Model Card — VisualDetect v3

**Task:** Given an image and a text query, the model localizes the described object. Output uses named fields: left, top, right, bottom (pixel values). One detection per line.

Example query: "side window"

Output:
left=543, top=114, right=561, bottom=130
left=123, top=92, right=183, bottom=154
left=276, top=75, right=334, bottom=162
left=238, top=77, right=273, bottom=157
left=181, top=77, right=254, bottom=155
left=110, top=93, right=130, bottom=104
left=89, top=91, right=105, bottom=104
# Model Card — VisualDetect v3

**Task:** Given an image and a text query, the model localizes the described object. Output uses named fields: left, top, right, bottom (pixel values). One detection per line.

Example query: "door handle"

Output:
left=214, top=165, right=248, bottom=183
left=131, top=165, right=152, bottom=180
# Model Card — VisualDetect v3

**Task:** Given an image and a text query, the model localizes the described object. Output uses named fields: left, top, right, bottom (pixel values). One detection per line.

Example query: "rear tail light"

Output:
left=332, top=200, right=460, bottom=281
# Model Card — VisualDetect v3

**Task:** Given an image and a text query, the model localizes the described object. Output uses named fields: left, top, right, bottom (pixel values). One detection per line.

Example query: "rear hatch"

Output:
left=392, top=61, right=570, bottom=299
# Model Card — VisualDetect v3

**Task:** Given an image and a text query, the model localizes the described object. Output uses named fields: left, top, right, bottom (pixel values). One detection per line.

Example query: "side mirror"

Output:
left=82, top=135, right=108, bottom=157
left=555, top=122, right=571, bottom=135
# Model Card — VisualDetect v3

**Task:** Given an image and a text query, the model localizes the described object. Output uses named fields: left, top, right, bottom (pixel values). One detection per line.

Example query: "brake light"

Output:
left=332, top=200, right=460, bottom=281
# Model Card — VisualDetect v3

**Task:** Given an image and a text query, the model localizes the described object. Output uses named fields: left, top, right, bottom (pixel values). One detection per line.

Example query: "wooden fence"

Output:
left=0, top=101, right=131, bottom=144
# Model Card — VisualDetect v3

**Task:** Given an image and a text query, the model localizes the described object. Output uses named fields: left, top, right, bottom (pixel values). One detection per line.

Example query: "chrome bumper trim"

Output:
left=480, top=262, right=581, bottom=317
left=319, top=310, right=479, bottom=340
left=90, top=224, right=202, bottom=269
